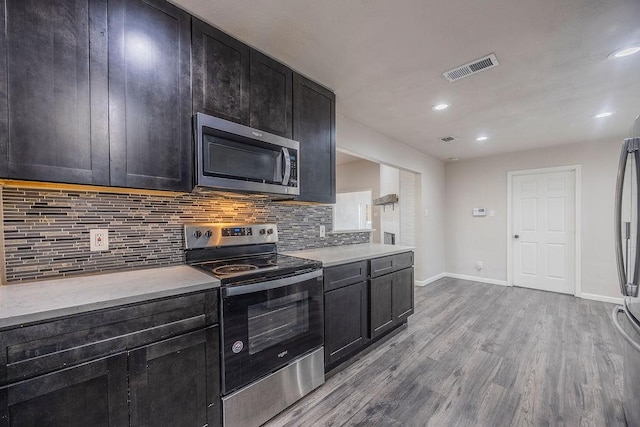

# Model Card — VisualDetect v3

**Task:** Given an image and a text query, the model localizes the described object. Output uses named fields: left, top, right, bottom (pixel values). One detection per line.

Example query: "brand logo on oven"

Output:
left=232, top=341, right=244, bottom=354
left=278, top=350, right=288, bottom=358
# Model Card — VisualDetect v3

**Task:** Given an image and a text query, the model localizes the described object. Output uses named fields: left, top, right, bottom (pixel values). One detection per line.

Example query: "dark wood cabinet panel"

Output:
left=0, top=353, right=128, bottom=427
left=129, top=326, right=220, bottom=427
left=370, top=255, right=396, bottom=278
left=108, top=0, right=192, bottom=191
left=393, top=267, right=414, bottom=323
left=250, top=50, right=292, bottom=138
left=324, top=282, right=367, bottom=367
left=324, top=260, right=367, bottom=292
left=0, top=0, right=109, bottom=185
left=192, top=18, right=250, bottom=125
left=369, top=274, right=394, bottom=339
left=293, top=73, right=336, bottom=203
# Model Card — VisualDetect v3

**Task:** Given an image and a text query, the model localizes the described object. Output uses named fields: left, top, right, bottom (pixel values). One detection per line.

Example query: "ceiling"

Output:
left=172, top=0, right=640, bottom=161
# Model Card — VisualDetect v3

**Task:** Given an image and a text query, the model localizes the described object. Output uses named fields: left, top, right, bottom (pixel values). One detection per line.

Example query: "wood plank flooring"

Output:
left=265, top=278, right=626, bottom=426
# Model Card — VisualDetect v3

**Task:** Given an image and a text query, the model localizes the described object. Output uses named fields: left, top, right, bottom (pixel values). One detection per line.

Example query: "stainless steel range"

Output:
left=184, top=223, right=325, bottom=427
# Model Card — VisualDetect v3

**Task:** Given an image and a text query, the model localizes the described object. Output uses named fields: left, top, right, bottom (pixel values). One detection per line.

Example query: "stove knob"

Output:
left=259, top=229, right=266, bottom=235
left=267, top=228, right=274, bottom=235
left=193, top=230, right=202, bottom=239
left=204, top=230, right=212, bottom=238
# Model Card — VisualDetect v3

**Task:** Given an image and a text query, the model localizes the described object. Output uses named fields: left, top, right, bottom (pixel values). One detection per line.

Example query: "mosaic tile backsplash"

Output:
left=3, top=187, right=369, bottom=283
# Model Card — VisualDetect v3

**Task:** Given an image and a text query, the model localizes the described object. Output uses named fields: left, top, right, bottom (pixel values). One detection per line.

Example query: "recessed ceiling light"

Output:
left=476, top=136, right=488, bottom=142
left=432, top=103, right=449, bottom=111
left=448, top=157, right=459, bottom=161
left=609, top=46, right=640, bottom=58
left=593, top=112, right=614, bottom=118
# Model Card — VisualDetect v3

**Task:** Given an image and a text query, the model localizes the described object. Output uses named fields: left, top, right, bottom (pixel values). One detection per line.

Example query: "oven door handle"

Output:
left=222, top=269, right=323, bottom=297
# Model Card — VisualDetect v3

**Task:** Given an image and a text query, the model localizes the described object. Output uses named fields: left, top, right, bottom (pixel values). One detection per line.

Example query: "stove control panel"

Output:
left=184, top=223, right=278, bottom=249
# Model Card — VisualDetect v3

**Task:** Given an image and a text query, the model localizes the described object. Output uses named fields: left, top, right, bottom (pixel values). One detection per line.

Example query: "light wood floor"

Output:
left=266, top=278, right=626, bottom=426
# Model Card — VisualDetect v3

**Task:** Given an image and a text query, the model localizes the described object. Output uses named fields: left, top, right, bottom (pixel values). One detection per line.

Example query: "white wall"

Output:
left=336, top=159, right=381, bottom=243
left=445, top=138, right=621, bottom=299
left=337, top=114, right=446, bottom=282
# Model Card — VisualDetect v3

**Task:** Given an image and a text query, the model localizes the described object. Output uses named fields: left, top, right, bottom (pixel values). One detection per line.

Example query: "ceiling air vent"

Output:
left=443, top=53, right=499, bottom=82
left=438, top=136, right=457, bottom=143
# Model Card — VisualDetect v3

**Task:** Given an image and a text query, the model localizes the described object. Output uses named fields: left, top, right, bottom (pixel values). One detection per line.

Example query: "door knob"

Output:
left=514, top=234, right=520, bottom=239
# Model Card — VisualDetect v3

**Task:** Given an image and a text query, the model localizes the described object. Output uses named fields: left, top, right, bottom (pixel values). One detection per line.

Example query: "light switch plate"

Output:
left=90, top=229, right=109, bottom=251
left=319, top=225, right=326, bottom=238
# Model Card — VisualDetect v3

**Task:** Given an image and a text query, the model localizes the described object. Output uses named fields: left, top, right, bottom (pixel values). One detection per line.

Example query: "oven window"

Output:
left=247, top=291, right=309, bottom=355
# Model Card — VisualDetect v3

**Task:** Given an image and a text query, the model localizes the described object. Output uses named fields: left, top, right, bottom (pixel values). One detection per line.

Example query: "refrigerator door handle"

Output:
left=612, top=305, right=640, bottom=353
left=615, top=141, right=631, bottom=296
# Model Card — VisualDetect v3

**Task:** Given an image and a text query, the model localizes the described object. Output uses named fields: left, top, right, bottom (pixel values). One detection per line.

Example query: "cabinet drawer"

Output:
left=395, top=252, right=414, bottom=270
left=324, top=261, right=368, bottom=292
left=369, top=252, right=414, bottom=278
left=0, top=289, right=219, bottom=386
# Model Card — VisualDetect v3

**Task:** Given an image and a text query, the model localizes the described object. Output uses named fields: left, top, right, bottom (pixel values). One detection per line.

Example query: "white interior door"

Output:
left=512, top=170, right=576, bottom=294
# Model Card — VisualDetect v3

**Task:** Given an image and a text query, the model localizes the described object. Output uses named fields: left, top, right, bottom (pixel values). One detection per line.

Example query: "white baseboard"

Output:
left=415, top=273, right=446, bottom=287
left=445, top=273, right=508, bottom=287
left=579, top=293, right=624, bottom=305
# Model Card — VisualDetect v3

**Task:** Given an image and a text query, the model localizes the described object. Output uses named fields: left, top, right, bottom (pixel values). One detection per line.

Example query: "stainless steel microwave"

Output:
left=194, top=113, right=300, bottom=196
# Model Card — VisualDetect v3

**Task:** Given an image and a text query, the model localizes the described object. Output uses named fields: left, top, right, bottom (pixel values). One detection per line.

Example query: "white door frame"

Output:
left=506, top=165, right=582, bottom=296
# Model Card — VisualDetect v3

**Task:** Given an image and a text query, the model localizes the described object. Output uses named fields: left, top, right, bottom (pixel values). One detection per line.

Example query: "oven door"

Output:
left=220, top=269, right=323, bottom=394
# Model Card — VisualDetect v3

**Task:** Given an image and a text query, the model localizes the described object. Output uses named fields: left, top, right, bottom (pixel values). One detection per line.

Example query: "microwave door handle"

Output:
left=281, top=147, right=291, bottom=186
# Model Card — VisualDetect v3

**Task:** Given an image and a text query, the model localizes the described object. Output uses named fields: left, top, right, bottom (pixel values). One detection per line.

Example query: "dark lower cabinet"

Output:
left=369, top=267, right=415, bottom=339
left=0, top=354, right=128, bottom=426
left=324, top=281, right=367, bottom=367
left=108, top=0, right=192, bottom=191
left=0, top=0, right=109, bottom=185
left=129, top=326, right=220, bottom=427
left=293, top=73, right=336, bottom=203
left=192, top=18, right=250, bottom=125
left=250, top=50, right=293, bottom=139
left=393, top=267, right=415, bottom=323
left=0, top=290, right=221, bottom=427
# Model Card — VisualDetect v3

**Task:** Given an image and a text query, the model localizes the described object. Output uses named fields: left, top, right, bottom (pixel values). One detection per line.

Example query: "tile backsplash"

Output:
left=2, top=187, right=369, bottom=283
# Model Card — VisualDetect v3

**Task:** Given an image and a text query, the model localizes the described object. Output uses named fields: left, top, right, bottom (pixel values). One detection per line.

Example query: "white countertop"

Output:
left=285, top=243, right=414, bottom=267
left=0, top=266, right=220, bottom=329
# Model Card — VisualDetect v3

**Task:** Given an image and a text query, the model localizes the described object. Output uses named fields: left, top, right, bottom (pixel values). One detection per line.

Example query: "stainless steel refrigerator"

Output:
left=612, top=114, right=640, bottom=426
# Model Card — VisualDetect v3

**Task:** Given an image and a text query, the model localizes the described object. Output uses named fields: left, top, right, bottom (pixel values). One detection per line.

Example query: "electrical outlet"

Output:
left=476, top=261, right=484, bottom=271
left=90, top=229, right=109, bottom=251
left=319, top=225, right=326, bottom=238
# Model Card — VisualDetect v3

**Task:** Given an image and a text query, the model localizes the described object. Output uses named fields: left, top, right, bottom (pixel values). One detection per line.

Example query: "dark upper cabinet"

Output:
left=0, top=0, right=109, bottom=185
left=293, top=73, right=336, bottom=203
left=250, top=50, right=293, bottom=138
left=129, top=326, right=220, bottom=427
left=108, top=0, right=192, bottom=191
left=192, top=18, right=250, bottom=125
left=0, top=354, right=128, bottom=426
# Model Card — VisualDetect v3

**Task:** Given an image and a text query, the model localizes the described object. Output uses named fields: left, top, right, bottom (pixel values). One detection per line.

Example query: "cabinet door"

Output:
left=393, top=268, right=414, bottom=323
left=0, top=0, right=109, bottom=185
left=129, top=326, right=220, bottom=427
left=108, top=0, right=192, bottom=191
left=324, top=282, right=367, bottom=368
left=293, top=73, right=336, bottom=203
left=0, top=354, right=128, bottom=427
left=249, top=50, right=292, bottom=138
left=192, top=18, right=250, bottom=125
left=369, top=274, right=394, bottom=339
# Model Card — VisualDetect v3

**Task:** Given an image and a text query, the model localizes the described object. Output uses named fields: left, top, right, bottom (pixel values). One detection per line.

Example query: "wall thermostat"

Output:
left=472, top=207, right=487, bottom=217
